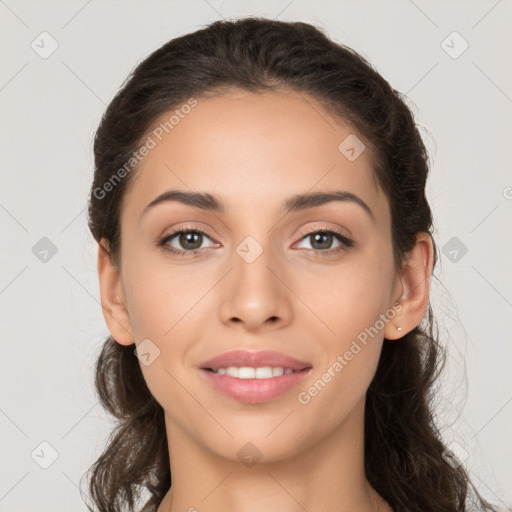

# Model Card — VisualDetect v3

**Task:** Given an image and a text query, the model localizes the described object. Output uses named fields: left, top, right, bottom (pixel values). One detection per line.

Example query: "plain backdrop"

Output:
left=1, top=1, right=511, bottom=510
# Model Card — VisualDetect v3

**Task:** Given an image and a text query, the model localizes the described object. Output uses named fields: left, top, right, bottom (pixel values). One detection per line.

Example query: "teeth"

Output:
left=212, top=366, right=297, bottom=379
left=226, top=367, right=239, bottom=377
left=256, top=367, right=273, bottom=378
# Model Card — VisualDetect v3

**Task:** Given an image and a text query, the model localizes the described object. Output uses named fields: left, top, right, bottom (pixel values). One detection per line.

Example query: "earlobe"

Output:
left=384, top=232, right=434, bottom=340
left=97, top=238, right=134, bottom=346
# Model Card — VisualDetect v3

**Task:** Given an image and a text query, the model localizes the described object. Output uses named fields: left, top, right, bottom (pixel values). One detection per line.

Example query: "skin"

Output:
left=97, top=88, right=434, bottom=512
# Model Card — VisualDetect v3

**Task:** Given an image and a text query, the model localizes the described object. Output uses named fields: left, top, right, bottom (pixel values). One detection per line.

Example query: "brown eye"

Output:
left=295, top=229, right=353, bottom=255
left=176, top=231, right=203, bottom=250
left=309, top=232, right=335, bottom=250
left=159, top=228, right=216, bottom=256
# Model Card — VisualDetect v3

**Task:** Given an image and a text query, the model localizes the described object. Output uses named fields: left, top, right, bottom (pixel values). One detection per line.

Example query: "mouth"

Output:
left=199, top=349, right=312, bottom=403
left=199, top=365, right=312, bottom=404
left=202, top=366, right=307, bottom=378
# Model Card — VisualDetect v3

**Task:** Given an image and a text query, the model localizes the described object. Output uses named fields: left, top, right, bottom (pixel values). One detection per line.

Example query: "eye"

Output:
left=158, top=226, right=216, bottom=257
left=295, top=228, right=353, bottom=256
left=157, top=225, right=354, bottom=258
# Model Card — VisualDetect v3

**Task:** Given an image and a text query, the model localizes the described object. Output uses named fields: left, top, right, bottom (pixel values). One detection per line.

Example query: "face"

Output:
left=109, top=88, right=404, bottom=462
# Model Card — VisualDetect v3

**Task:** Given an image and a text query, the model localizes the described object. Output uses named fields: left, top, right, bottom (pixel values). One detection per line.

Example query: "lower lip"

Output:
left=200, top=368, right=312, bottom=404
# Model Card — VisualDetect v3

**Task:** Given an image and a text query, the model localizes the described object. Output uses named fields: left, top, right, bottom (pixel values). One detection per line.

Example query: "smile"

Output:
left=200, top=366, right=311, bottom=404
left=205, top=366, right=300, bottom=378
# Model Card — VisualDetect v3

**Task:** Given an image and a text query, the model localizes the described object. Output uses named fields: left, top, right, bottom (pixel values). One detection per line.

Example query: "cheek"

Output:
left=297, top=295, right=386, bottom=430
left=295, top=247, right=392, bottom=405
left=121, top=250, right=195, bottom=339
left=119, top=251, right=206, bottom=393
left=302, top=258, right=393, bottom=343
left=295, top=341, right=382, bottom=446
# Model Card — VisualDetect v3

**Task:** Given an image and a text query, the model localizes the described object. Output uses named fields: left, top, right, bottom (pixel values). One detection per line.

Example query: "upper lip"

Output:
left=200, top=350, right=312, bottom=371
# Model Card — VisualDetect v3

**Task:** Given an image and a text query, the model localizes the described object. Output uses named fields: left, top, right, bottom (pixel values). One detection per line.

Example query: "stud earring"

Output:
left=397, top=327, right=402, bottom=332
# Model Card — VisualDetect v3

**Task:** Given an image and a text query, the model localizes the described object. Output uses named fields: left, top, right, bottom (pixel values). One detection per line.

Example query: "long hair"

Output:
left=84, top=17, right=496, bottom=512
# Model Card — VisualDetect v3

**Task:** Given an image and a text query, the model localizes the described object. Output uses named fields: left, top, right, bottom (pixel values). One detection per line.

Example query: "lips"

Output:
left=199, top=350, right=313, bottom=404
left=200, top=349, right=311, bottom=371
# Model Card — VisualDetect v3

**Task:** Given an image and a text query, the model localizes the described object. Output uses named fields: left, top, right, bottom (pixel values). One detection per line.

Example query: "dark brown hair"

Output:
left=84, top=17, right=496, bottom=512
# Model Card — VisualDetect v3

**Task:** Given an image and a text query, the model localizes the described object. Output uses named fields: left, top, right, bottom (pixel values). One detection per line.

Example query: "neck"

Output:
left=157, top=397, right=391, bottom=512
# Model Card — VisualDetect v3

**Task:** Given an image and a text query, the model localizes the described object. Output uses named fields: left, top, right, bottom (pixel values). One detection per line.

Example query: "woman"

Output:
left=84, top=17, right=496, bottom=512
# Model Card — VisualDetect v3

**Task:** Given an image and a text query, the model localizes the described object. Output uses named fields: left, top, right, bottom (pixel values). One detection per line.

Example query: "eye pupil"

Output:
left=311, top=232, right=332, bottom=250
left=179, top=231, right=202, bottom=250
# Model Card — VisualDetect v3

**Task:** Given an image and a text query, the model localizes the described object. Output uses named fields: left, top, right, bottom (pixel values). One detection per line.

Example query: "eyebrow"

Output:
left=141, top=189, right=374, bottom=220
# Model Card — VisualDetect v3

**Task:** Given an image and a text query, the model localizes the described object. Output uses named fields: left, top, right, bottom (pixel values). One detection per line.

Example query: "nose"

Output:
left=218, top=245, right=293, bottom=332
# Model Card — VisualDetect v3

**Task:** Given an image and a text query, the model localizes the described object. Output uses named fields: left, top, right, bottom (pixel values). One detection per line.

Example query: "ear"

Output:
left=97, top=238, right=134, bottom=346
left=384, top=232, right=434, bottom=340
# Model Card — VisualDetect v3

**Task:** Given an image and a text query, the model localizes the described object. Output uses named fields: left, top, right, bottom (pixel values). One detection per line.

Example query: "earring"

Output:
left=397, top=327, right=402, bottom=332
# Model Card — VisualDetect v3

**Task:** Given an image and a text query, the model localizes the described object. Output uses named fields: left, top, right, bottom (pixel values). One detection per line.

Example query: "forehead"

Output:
left=121, top=88, right=389, bottom=224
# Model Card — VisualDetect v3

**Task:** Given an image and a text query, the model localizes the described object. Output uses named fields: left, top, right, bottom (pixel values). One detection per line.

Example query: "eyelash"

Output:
left=157, top=224, right=354, bottom=258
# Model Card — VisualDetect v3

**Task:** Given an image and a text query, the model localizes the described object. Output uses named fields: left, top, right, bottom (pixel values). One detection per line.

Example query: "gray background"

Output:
left=1, top=0, right=511, bottom=510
